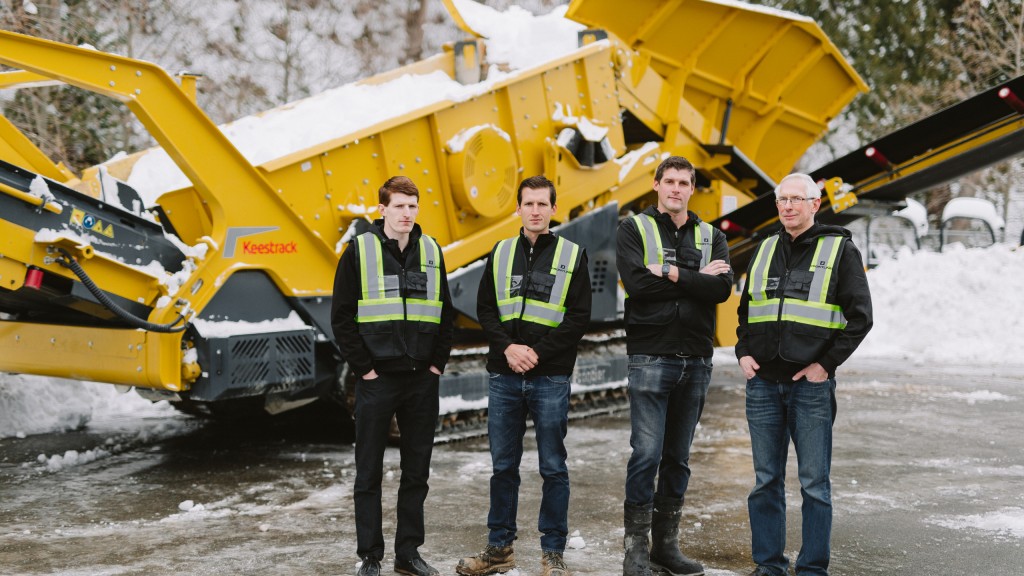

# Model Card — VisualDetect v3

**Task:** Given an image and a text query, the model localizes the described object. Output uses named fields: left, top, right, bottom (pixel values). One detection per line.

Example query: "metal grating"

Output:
left=226, top=331, right=314, bottom=388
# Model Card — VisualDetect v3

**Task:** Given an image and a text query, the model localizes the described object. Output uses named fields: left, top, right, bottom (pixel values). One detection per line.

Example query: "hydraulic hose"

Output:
left=54, top=247, right=190, bottom=333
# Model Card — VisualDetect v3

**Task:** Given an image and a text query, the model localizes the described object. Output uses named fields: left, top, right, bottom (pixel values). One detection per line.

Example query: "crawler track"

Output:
left=433, top=330, right=630, bottom=443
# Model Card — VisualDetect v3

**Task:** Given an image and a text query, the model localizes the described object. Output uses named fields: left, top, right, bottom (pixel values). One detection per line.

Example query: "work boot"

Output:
left=623, top=501, right=653, bottom=576
left=394, top=555, right=439, bottom=576
left=650, top=494, right=705, bottom=576
left=455, top=544, right=516, bottom=575
left=541, top=551, right=570, bottom=576
left=356, top=557, right=381, bottom=576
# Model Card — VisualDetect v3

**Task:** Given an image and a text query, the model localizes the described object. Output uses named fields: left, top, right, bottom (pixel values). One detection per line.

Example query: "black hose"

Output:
left=54, top=248, right=190, bottom=333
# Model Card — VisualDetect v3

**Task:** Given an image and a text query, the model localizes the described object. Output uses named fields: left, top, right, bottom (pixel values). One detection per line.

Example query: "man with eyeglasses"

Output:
left=617, top=156, right=733, bottom=576
left=736, top=173, right=873, bottom=576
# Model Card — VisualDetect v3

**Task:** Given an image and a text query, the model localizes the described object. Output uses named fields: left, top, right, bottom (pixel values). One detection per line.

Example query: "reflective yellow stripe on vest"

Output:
left=356, top=233, right=443, bottom=324
left=633, top=214, right=665, bottom=266
left=694, top=220, right=713, bottom=269
left=406, top=236, right=443, bottom=324
left=628, top=215, right=714, bottom=298
left=494, top=237, right=522, bottom=321
left=747, top=235, right=847, bottom=329
left=494, top=236, right=579, bottom=328
left=632, top=214, right=713, bottom=269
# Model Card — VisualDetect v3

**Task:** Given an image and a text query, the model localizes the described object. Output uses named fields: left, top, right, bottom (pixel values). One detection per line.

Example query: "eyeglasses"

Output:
left=775, top=196, right=816, bottom=206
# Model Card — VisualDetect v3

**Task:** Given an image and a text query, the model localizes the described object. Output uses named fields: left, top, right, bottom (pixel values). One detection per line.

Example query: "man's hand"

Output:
left=793, top=362, right=828, bottom=383
left=505, top=344, right=538, bottom=374
left=429, top=365, right=442, bottom=376
left=362, top=369, right=379, bottom=380
left=739, top=355, right=759, bottom=380
left=700, top=259, right=731, bottom=276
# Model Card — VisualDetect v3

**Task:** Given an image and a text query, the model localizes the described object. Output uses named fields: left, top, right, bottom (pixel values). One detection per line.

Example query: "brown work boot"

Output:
left=541, top=551, right=570, bottom=576
left=455, top=544, right=516, bottom=575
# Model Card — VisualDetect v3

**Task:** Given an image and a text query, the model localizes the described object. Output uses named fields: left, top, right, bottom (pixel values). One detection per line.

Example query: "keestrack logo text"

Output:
left=242, top=240, right=298, bottom=255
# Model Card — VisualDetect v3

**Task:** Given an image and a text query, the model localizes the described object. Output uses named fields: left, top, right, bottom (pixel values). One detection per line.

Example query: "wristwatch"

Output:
left=662, top=263, right=671, bottom=277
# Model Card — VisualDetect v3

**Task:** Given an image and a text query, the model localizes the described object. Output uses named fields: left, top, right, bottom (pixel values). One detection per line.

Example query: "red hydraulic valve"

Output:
left=24, top=266, right=43, bottom=290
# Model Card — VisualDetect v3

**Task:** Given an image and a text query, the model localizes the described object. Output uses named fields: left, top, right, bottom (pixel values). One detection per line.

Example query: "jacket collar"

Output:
left=519, top=228, right=558, bottom=251
left=783, top=222, right=851, bottom=246
left=642, top=205, right=701, bottom=229
left=370, top=218, right=423, bottom=244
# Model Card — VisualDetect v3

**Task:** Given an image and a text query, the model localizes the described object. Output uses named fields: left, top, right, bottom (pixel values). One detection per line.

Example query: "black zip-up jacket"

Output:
left=330, top=220, right=454, bottom=378
left=477, top=230, right=592, bottom=377
left=616, top=207, right=733, bottom=356
left=735, top=222, right=873, bottom=381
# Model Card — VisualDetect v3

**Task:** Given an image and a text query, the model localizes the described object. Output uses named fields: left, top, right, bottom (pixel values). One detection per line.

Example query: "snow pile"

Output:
left=566, top=530, right=586, bottom=549
left=0, top=375, right=104, bottom=438
left=177, top=500, right=206, bottom=512
left=40, top=448, right=110, bottom=473
left=0, top=373, right=182, bottom=450
left=856, top=243, right=1024, bottom=364
left=28, top=174, right=49, bottom=198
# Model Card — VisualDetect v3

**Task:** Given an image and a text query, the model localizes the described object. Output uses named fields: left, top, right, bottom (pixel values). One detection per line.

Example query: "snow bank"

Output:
left=856, top=243, right=1024, bottom=364
left=0, top=374, right=177, bottom=441
left=0, top=375, right=95, bottom=438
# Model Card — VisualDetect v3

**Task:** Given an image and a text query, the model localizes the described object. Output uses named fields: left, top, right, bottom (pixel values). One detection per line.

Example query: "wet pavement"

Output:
left=1, top=358, right=1022, bottom=575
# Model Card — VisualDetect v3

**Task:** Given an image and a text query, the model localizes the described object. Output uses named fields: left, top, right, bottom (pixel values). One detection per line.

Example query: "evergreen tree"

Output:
left=754, top=0, right=962, bottom=140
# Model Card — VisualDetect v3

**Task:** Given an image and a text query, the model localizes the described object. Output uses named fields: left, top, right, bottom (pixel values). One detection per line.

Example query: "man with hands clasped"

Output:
left=457, top=175, right=592, bottom=576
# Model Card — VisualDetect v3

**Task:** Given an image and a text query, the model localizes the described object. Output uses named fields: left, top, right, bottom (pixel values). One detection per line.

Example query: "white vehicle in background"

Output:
left=940, top=196, right=1006, bottom=250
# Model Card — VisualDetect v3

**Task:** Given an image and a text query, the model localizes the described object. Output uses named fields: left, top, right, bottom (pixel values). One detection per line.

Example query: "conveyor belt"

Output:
left=715, top=73, right=1024, bottom=273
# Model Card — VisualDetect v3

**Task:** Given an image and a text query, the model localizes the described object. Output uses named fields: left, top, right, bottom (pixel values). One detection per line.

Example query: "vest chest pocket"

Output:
left=526, top=270, right=556, bottom=301
left=783, top=269, right=814, bottom=299
left=677, top=246, right=702, bottom=270
left=405, top=270, right=428, bottom=299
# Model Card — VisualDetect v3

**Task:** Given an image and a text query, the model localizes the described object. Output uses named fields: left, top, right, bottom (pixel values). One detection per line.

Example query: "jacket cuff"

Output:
left=817, top=357, right=838, bottom=375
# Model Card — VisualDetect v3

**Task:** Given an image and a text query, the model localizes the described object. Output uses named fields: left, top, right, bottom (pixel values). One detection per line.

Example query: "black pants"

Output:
left=353, top=369, right=439, bottom=561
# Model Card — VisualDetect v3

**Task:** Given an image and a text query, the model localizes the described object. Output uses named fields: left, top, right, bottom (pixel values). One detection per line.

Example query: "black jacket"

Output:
left=616, top=207, right=733, bottom=356
left=477, top=230, right=592, bottom=376
left=736, top=222, right=873, bottom=380
left=330, top=220, right=454, bottom=377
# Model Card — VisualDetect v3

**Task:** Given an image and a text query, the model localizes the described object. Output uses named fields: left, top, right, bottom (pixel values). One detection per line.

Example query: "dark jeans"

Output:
left=353, top=370, right=439, bottom=561
left=486, top=372, right=571, bottom=553
left=624, top=354, right=712, bottom=506
left=746, top=374, right=837, bottom=576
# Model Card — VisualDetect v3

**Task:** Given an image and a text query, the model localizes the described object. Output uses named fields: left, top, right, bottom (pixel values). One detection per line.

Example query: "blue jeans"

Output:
left=624, top=354, right=712, bottom=506
left=486, top=372, right=571, bottom=553
left=746, top=374, right=837, bottom=576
